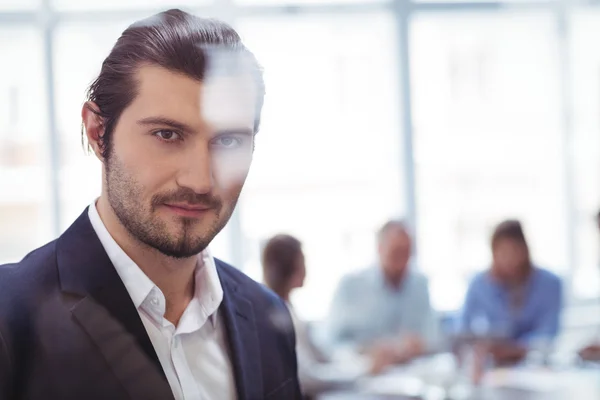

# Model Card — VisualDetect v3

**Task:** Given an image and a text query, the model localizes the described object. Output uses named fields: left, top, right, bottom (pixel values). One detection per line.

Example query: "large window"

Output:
left=411, top=12, right=565, bottom=310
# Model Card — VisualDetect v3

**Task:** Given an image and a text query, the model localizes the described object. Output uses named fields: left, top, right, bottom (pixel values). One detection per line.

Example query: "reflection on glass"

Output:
left=411, top=13, right=565, bottom=310
left=235, top=14, right=402, bottom=321
left=0, top=28, right=53, bottom=263
left=53, top=20, right=237, bottom=263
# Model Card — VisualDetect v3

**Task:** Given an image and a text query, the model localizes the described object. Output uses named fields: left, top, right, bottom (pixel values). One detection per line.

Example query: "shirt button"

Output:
left=150, top=297, right=159, bottom=306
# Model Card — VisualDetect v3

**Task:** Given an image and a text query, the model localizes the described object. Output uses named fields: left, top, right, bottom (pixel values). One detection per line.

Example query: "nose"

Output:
left=176, top=142, right=214, bottom=194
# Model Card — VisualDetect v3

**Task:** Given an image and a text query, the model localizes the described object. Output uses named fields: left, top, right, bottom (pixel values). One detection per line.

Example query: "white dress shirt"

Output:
left=88, top=203, right=236, bottom=400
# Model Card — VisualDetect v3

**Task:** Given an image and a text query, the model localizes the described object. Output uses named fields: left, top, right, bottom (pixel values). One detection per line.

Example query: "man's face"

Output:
left=378, top=228, right=412, bottom=281
left=104, top=65, right=257, bottom=258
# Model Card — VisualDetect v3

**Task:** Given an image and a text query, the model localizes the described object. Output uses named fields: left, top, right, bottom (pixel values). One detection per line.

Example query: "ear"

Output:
left=81, top=101, right=105, bottom=161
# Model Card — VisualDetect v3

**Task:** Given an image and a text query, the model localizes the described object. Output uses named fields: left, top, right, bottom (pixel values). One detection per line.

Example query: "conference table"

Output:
left=317, top=353, right=600, bottom=400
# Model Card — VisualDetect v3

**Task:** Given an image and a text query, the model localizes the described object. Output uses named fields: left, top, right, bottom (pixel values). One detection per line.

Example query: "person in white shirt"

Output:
left=262, top=235, right=368, bottom=398
left=326, top=220, right=440, bottom=373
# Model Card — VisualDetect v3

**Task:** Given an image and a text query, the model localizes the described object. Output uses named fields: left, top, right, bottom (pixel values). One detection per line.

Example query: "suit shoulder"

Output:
left=0, top=240, right=58, bottom=298
left=0, top=240, right=57, bottom=273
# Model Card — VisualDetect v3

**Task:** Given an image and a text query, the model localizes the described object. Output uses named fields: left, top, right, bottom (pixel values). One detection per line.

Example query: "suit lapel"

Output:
left=218, top=262, right=264, bottom=400
left=71, top=296, right=175, bottom=400
left=56, top=209, right=174, bottom=400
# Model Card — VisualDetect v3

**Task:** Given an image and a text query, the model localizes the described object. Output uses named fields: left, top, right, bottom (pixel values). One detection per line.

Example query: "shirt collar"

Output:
left=485, top=266, right=540, bottom=294
left=373, top=263, right=413, bottom=291
left=87, top=201, right=223, bottom=329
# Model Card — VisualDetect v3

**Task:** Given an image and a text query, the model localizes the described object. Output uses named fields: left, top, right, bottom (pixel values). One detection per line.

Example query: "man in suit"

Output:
left=0, top=9, right=301, bottom=400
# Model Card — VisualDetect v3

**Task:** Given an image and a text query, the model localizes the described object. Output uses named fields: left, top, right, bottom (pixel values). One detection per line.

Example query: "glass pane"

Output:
left=52, top=0, right=210, bottom=11
left=0, top=0, right=40, bottom=10
left=0, top=28, right=53, bottom=264
left=236, top=13, right=403, bottom=321
left=411, top=13, right=564, bottom=310
left=570, top=10, right=600, bottom=300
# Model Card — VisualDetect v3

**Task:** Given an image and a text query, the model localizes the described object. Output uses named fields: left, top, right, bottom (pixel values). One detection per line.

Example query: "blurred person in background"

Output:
left=0, top=9, right=301, bottom=400
left=262, top=234, right=367, bottom=398
left=326, top=220, right=440, bottom=373
left=578, top=209, right=600, bottom=362
left=459, top=219, right=562, bottom=365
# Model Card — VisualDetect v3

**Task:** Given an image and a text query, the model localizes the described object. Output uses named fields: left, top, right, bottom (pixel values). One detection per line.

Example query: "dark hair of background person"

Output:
left=491, top=220, right=528, bottom=248
left=490, top=219, right=531, bottom=270
left=82, top=8, right=265, bottom=159
left=262, top=234, right=303, bottom=299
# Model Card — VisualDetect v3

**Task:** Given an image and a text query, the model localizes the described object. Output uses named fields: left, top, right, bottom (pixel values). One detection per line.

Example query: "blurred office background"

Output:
left=1, top=0, right=599, bottom=353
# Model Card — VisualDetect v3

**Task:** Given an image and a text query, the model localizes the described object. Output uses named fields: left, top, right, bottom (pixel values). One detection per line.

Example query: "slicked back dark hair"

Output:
left=83, top=9, right=265, bottom=159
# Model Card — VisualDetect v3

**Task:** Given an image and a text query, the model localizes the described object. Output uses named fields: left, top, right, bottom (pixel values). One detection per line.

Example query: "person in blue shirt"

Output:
left=459, top=219, right=563, bottom=365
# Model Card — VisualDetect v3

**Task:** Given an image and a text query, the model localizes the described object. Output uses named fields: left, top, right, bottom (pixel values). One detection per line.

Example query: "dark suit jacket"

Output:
left=0, top=209, right=301, bottom=400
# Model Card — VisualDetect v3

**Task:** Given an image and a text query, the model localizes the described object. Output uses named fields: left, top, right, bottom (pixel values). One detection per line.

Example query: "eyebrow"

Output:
left=137, top=116, right=255, bottom=136
left=137, top=116, right=193, bottom=132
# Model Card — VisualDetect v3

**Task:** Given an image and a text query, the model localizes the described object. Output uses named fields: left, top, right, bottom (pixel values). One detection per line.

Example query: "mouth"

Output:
left=163, top=203, right=213, bottom=218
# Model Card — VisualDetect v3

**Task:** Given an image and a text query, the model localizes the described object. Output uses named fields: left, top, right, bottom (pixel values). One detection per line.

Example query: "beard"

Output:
left=104, top=152, right=239, bottom=259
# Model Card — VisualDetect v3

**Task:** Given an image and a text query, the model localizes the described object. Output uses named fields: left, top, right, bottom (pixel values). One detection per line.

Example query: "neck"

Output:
left=384, top=271, right=406, bottom=289
left=492, top=266, right=532, bottom=288
left=278, top=289, right=291, bottom=303
left=96, top=196, right=196, bottom=325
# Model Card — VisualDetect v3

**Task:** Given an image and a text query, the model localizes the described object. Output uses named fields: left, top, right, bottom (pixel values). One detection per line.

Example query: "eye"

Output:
left=212, top=135, right=244, bottom=149
left=153, top=130, right=182, bottom=142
